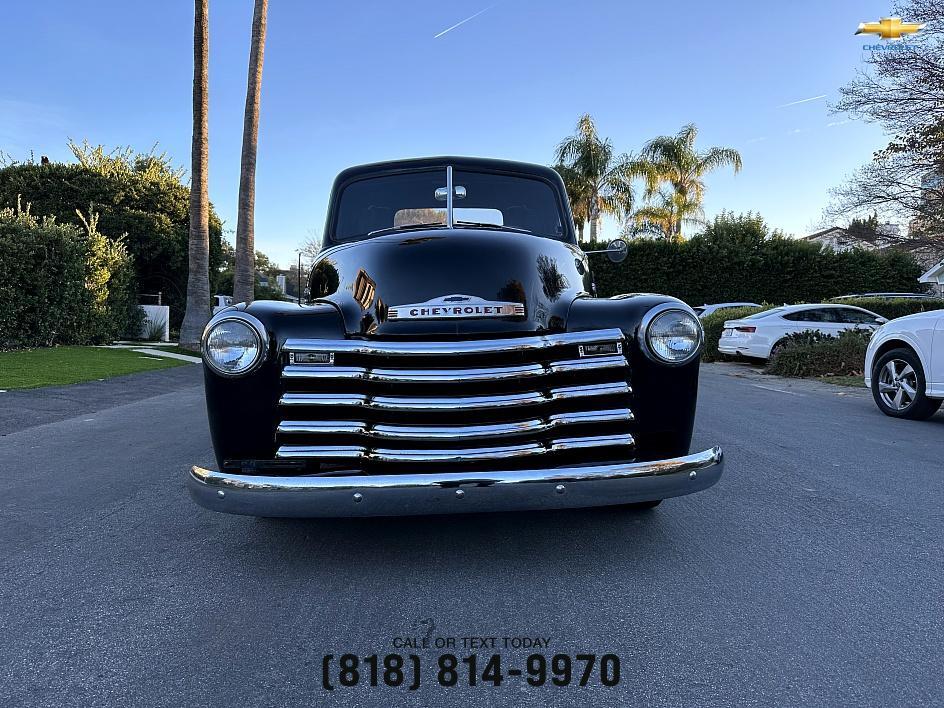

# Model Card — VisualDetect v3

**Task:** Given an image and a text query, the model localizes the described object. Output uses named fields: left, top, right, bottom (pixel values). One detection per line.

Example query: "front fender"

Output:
left=203, top=300, right=346, bottom=470
left=568, top=293, right=702, bottom=460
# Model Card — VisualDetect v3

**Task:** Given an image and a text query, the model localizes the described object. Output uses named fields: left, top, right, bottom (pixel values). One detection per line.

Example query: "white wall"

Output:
left=139, top=305, right=170, bottom=342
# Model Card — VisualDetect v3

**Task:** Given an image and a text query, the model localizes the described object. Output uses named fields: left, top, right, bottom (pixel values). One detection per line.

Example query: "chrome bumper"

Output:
left=187, top=447, right=724, bottom=517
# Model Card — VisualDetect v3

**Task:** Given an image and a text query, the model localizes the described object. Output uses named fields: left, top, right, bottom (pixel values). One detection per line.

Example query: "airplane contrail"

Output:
left=434, top=5, right=495, bottom=38
left=776, top=95, right=827, bottom=108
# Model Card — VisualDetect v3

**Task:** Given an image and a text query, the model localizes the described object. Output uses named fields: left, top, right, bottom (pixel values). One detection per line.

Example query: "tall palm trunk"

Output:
left=588, top=202, right=600, bottom=242
left=233, top=0, right=269, bottom=304
left=179, top=0, right=211, bottom=350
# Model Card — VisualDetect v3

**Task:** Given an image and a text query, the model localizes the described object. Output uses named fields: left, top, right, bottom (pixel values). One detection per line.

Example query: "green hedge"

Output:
left=0, top=145, right=225, bottom=329
left=827, top=297, right=944, bottom=320
left=0, top=203, right=140, bottom=348
left=699, top=306, right=765, bottom=362
left=765, top=330, right=872, bottom=378
left=589, top=213, right=924, bottom=305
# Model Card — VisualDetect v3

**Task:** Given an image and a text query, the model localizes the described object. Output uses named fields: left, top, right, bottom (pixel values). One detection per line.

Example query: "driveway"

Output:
left=1, top=364, right=941, bottom=707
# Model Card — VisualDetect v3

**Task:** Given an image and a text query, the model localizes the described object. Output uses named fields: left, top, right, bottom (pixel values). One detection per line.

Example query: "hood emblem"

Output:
left=388, top=294, right=525, bottom=321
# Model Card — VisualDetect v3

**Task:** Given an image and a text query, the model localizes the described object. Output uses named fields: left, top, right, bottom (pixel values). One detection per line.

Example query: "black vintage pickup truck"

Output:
left=189, top=157, right=723, bottom=517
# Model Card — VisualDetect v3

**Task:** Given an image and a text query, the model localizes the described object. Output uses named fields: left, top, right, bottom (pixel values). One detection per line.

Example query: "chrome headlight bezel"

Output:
left=201, top=311, right=268, bottom=377
left=638, top=303, right=703, bottom=366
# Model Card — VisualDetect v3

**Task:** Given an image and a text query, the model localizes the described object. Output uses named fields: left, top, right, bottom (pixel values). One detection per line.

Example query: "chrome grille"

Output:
left=276, top=328, right=634, bottom=474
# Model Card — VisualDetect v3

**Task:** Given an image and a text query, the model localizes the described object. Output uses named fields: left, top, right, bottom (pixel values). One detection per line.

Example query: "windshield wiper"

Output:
left=454, top=221, right=533, bottom=234
left=367, top=222, right=446, bottom=237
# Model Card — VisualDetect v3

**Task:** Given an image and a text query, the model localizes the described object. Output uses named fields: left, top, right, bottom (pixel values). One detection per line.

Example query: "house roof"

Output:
left=919, top=258, right=944, bottom=283
left=801, top=227, right=846, bottom=241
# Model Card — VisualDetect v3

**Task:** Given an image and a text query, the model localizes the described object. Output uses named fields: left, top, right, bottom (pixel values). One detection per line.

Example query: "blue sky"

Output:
left=1, top=0, right=899, bottom=266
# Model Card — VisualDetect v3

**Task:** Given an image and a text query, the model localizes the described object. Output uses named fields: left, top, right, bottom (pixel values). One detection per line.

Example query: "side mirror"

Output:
left=585, top=238, right=628, bottom=263
left=606, top=238, right=628, bottom=263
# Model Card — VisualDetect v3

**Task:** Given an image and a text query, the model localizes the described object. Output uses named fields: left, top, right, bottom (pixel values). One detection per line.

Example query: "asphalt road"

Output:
left=1, top=363, right=942, bottom=707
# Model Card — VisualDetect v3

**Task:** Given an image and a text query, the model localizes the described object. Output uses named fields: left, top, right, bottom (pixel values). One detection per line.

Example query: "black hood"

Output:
left=308, top=229, right=592, bottom=336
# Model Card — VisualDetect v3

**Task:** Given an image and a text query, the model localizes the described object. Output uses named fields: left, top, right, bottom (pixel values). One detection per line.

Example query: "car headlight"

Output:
left=202, top=314, right=267, bottom=376
left=640, top=306, right=703, bottom=365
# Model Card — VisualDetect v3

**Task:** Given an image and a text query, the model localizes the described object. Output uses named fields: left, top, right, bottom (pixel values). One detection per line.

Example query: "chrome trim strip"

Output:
left=370, top=390, right=545, bottom=410
left=281, top=357, right=626, bottom=382
left=548, top=408, right=635, bottom=425
left=278, top=383, right=630, bottom=411
left=275, top=446, right=366, bottom=459
left=274, top=431, right=635, bottom=462
left=276, top=408, right=634, bottom=442
left=446, top=164, right=454, bottom=228
left=371, top=443, right=546, bottom=463
left=550, top=434, right=635, bottom=451
left=279, top=393, right=368, bottom=407
left=277, top=421, right=368, bottom=436
left=282, top=365, right=367, bottom=380
left=548, top=356, right=627, bottom=374
left=550, top=382, right=631, bottom=400
left=282, top=328, right=625, bottom=357
left=187, top=447, right=725, bottom=517
left=373, top=419, right=544, bottom=440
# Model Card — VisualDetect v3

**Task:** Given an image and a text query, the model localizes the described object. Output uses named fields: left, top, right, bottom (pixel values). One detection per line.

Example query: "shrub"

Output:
left=764, top=329, right=872, bottom=378
left=0, top=201, right=140, bottom=348
left=589, top=212, right=923, bottom=305
left=0, top=142, right=225, bottom=328
left=825, top=297, right=944, bottom=320
left=699, top=305, right=765, bottom=362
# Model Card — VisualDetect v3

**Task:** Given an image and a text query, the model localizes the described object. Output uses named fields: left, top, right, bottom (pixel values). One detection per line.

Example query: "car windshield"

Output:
left=333, top=168, right=566, bottom=242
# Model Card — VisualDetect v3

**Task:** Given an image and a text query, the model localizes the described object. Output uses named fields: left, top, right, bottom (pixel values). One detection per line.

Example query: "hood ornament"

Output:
left=388, top=294, right=525, bottom=321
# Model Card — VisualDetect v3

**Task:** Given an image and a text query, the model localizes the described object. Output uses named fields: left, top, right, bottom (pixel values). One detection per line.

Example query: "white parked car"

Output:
left=693, top=302, right=762, bottom=318
left=212, top=294, right=234, bottom=315
left=864, top=309, right=944, bottom=419
left=718, top=304, right=887, bottom=360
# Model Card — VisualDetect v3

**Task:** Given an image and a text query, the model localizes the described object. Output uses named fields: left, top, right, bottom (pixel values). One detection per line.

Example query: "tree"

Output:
left=233, top=0, right=269, bottom=304
left=626, top=188, right=705, bottom=240
left=0, top=146, right=225, bottom=331
left=553, top=163, right=590, bottom=240
left=554, top=114, right=635, bottom=242
left=631, top=123, right=742, bottom=241
left=180, top=0, right=212, bottom=350
left=830, top=0, right=944, bottom=235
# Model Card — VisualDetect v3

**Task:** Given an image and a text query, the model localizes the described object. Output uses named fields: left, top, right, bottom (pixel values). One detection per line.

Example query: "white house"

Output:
left=919, top=259, right=944, bottom=296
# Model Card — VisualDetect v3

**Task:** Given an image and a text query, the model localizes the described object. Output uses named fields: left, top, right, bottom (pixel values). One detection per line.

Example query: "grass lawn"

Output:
left=0, top=346, right=187, bottom=390
left=818, top=375, right=865, bottom=388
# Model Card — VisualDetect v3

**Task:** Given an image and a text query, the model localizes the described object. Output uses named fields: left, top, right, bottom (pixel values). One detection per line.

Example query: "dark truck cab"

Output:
left=189, top=157, right=723, bottom=517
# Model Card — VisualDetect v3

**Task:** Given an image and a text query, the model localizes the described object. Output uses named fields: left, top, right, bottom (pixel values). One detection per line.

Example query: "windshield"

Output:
left=333, top=168, right=565, bottom=243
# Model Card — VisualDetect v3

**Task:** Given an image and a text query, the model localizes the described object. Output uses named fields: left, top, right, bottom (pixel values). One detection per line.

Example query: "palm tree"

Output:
left=553, top=163, right=590, bottom=241
left=634, top=123, right=742, bottom=240
left=180, top=0, right=211, bottom=350
left=628, top=188, right=705, bottom=241
left=233, top=0, right=269, bottom=304
left=555, top=114, right=635, bottom=242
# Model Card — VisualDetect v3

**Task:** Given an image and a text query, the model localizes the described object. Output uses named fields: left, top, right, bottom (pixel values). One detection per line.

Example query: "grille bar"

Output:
left=276, top=408, right=634, bottom=441
left=279, top=382, right=630, bottom=411
left=275, top=432, right=635, bottom=463
left=281, top=355, right=627, bottom=382
left=283, top=328, right=625, bottom=357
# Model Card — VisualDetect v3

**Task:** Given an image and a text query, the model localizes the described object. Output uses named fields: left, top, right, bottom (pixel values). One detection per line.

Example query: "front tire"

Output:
left=871, top=348, right=942, bottom=420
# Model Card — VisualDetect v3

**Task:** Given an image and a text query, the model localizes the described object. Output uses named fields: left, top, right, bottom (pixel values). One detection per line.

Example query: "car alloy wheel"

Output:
left=871, top=348, right=942, bottom=420
left=877, top=358, right=918, bottom=411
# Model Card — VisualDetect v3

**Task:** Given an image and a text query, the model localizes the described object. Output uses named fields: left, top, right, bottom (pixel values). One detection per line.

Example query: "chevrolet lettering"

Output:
left=190, top=157, right=724, bottom=517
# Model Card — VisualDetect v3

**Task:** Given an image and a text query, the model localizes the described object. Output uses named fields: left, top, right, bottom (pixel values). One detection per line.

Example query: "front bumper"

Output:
left=187, top=446, right=724, bottom=517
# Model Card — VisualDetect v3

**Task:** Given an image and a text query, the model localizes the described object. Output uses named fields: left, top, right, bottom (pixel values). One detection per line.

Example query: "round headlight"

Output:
left=644, top=308, right=702, bottom=364
left=202, top=316, right=265, bottom=376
